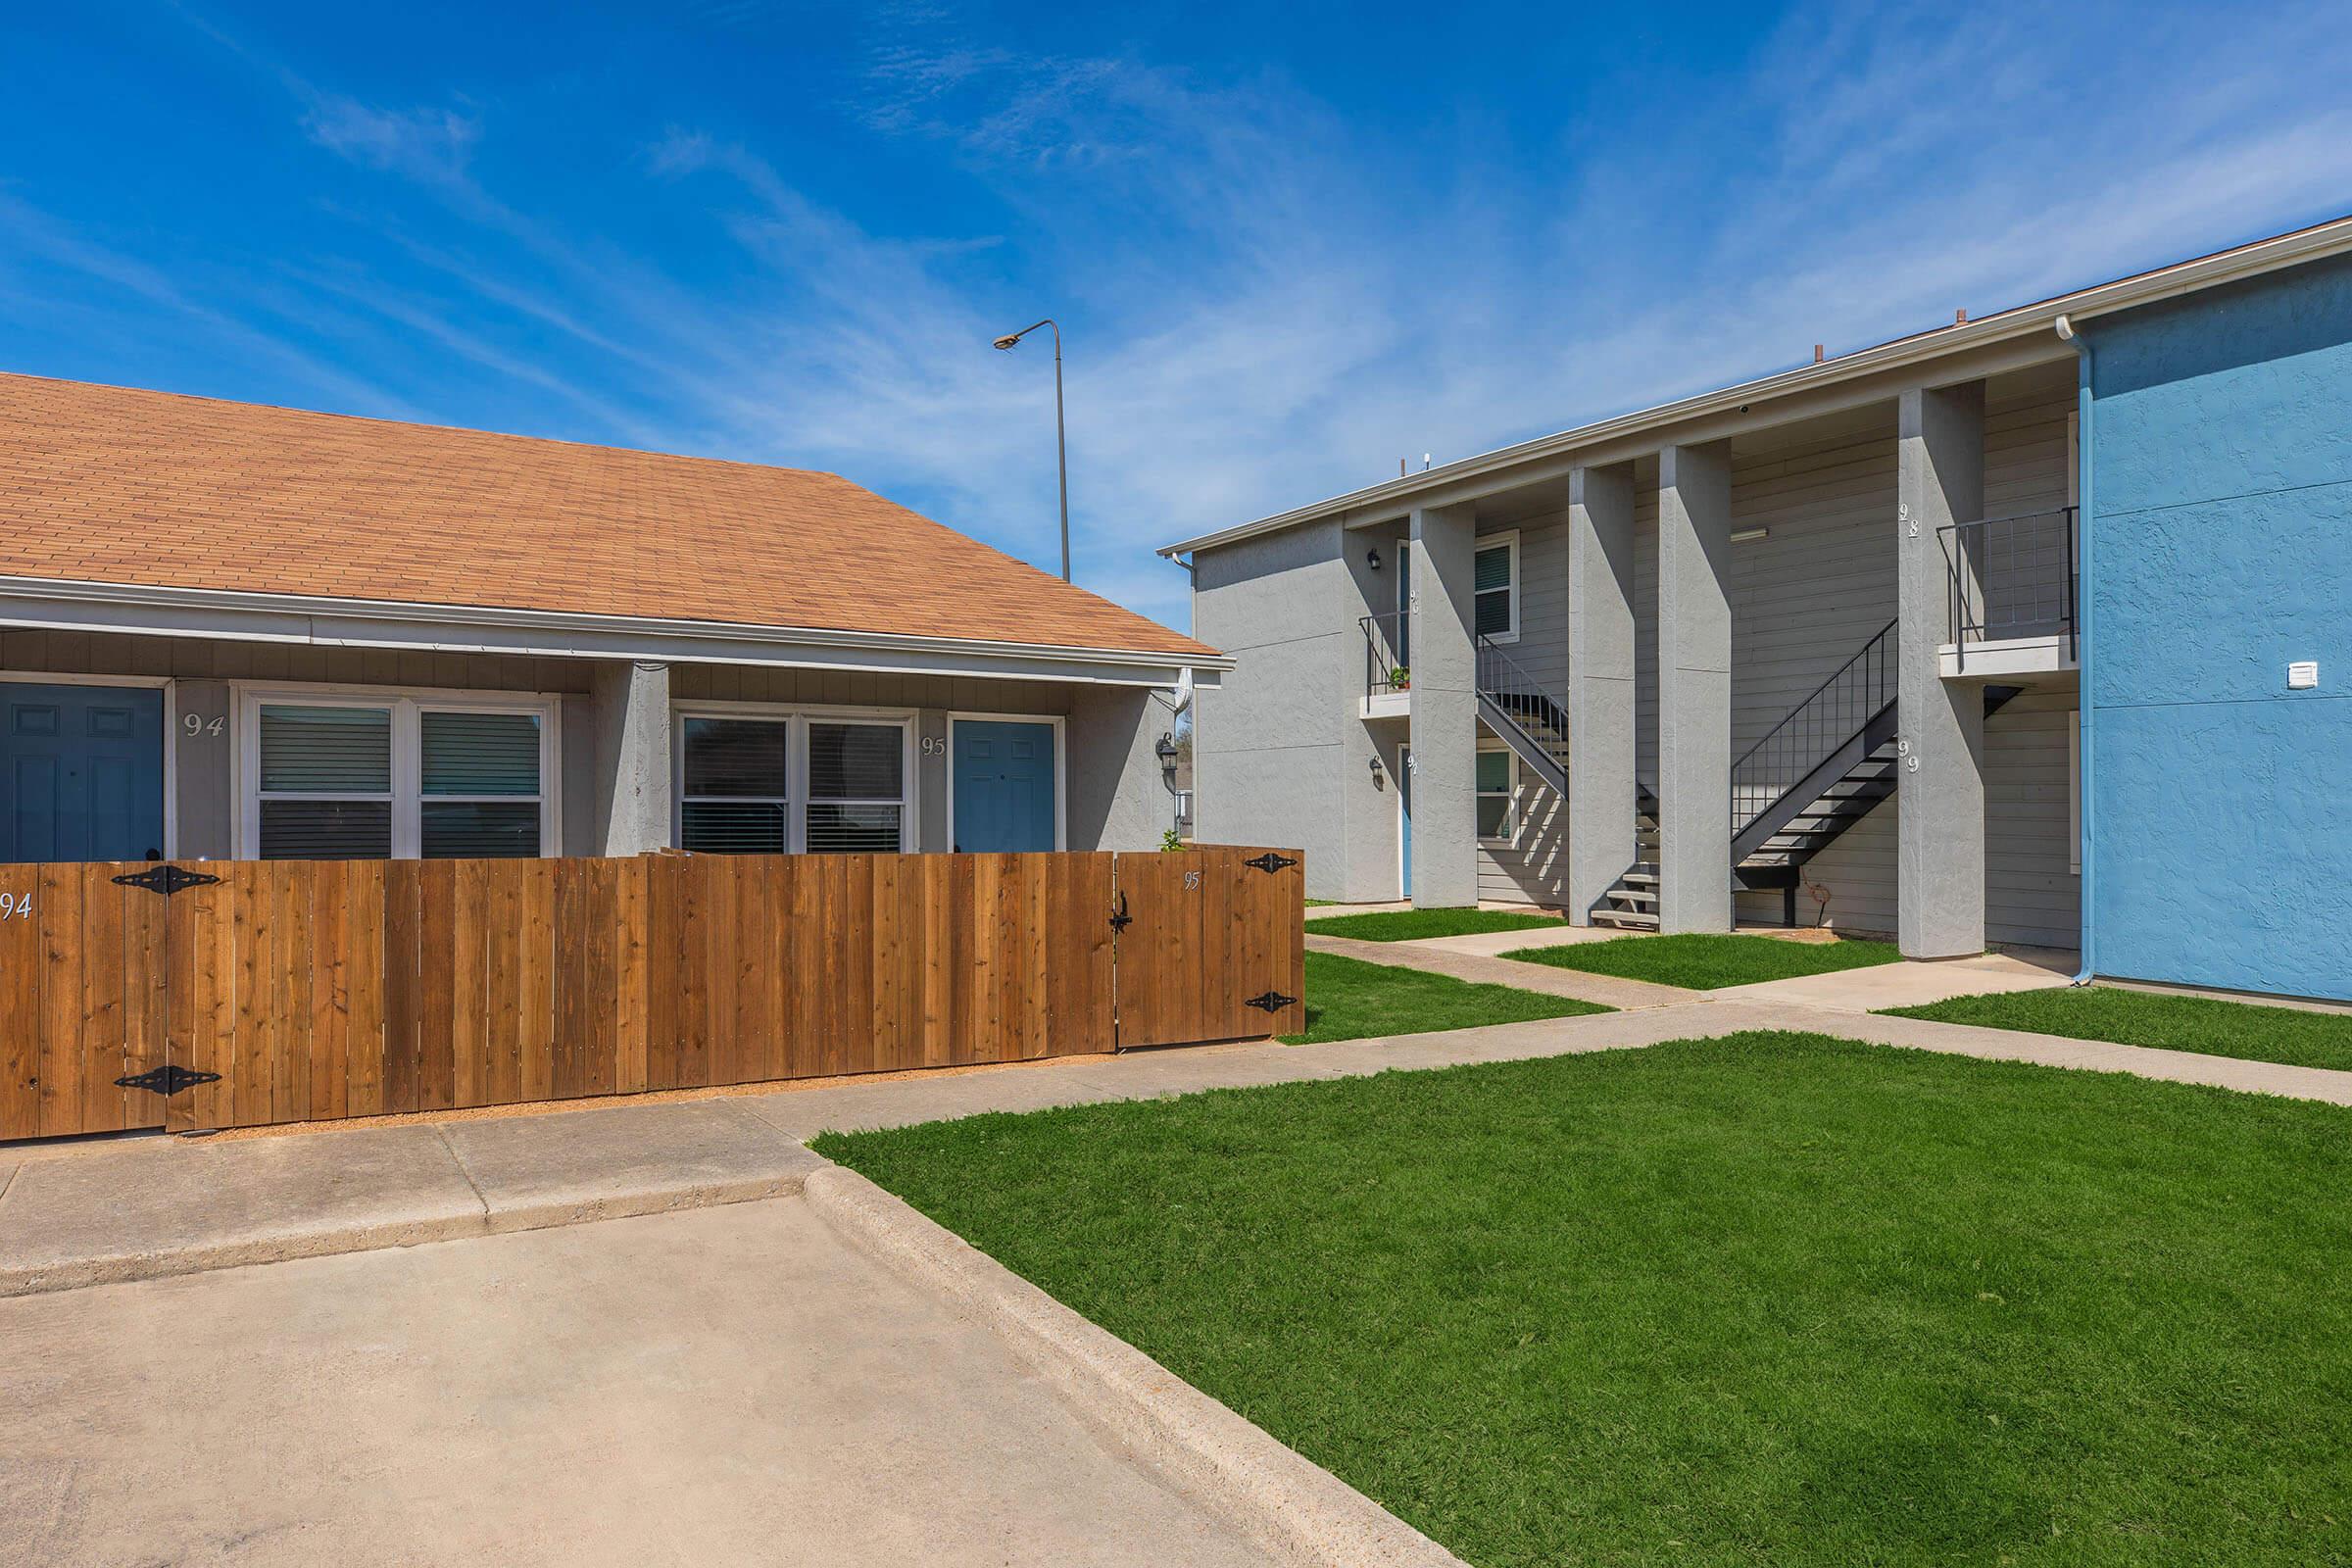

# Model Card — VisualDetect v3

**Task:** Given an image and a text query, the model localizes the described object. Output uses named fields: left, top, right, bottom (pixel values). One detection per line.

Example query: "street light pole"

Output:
left=992, top=318, right=1070, bottom=582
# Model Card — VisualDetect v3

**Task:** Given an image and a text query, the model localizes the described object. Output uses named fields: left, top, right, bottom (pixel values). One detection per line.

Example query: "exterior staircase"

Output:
left=1472, top=619, right=2018, bottom=929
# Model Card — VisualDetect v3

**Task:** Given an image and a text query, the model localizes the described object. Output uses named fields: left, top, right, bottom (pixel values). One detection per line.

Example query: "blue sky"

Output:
left=4, top=2, right=2348, bottom=633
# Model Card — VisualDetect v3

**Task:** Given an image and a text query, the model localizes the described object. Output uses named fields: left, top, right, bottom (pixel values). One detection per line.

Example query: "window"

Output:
left=680, top=717, right=789, bottom=854
left=420, top=710, right=544, bottom=858
left=1474, top=532, right=1518, bottom=641
left=807, top=721, right=906, bottom=852
left=244, top=691, right=555, bottom=859
left=258, top=705, right=393, bottom=858
left=1476, top=747, right=1516, bottom=842
left=674, top=709, right=912, bottom=855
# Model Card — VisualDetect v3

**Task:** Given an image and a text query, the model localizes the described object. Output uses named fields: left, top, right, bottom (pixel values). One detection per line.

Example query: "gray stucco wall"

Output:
left=1, top=627, right=1170, bottom=859
left=1192, top=518, right=1386, bottom=897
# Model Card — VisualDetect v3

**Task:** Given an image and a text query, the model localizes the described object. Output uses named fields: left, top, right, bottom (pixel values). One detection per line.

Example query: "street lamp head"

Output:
left=992, top=333, right=1023, bottom=351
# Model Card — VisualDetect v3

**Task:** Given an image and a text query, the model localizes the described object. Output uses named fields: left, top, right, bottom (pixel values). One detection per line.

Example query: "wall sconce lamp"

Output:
left=1366, top=547, right=1383, bottom=570
left=1368, top=755, right=1386, bottom=791
left=1155, top=733, right=1179, bottom=780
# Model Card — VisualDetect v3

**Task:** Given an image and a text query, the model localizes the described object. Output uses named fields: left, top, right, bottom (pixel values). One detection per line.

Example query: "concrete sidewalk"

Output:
left=1306, top=930, right=1692, bottom=1010
left=11, top=982, right=2352, bottom=1299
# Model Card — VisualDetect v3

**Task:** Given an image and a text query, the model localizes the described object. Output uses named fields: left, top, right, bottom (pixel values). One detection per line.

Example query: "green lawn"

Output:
left=818, top=1034, right=2352, bottom=1567
left=1305, top=906, right=1566, bottom=942
left=1505, top=931, right=1902, bottom=990
left=1886, top=984, right=2352, bottom=1073
left=1282, top=950, right=1605, bottom=1044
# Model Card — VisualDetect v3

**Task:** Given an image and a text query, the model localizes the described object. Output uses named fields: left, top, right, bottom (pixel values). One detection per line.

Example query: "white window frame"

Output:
left=1473, top=529, right=1520, bottom=645
left=1475, top=739, right=1518, bottom=846
left=671, top=702, right=916, bottom=854
left=234, top=684, right=561, bottom=859
left=945, top=710, right=1068, bottom=853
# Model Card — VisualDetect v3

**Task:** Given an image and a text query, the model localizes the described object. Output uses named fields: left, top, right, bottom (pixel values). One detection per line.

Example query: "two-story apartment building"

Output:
left=1166, top=218, right=2352, bottom=1004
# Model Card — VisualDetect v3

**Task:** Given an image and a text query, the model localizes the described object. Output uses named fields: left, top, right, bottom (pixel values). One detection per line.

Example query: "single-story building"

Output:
left=0, top=373, right=1224, bottom=863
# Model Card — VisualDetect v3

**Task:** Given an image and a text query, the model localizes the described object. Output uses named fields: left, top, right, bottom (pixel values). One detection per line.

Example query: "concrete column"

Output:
left=1655, top=442, right=1734, bottom=932
left=589, top=660, right=672, bottom=857
left=1567, top=463, right=1639, bottom=923
left=1896, top=382, right=1988, bottom=956
left=1407, top=503, right=1479, bottom=907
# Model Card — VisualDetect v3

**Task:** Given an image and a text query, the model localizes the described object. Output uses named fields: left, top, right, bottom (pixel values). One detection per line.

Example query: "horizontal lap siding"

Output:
left=1479, top=507, right=1567, bottom=905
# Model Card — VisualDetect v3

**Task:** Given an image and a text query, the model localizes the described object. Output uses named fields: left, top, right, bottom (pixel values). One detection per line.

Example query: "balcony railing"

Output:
left=1940, top=506, right=2078, bottom=667
left=1360, top=612, right=1408, bottom=703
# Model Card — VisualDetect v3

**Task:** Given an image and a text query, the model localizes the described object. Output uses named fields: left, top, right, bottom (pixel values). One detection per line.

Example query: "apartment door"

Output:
left=0, top=682, right=166, bottom=862
left=952, top=719, right=1058, bottom=852
left=1397, top=745, right=1413, bottom=898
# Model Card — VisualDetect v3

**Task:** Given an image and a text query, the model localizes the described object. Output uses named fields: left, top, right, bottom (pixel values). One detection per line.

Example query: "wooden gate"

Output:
left=0, top=862, right=169, bottom=1140
left=1112, top=846, right=1306, bottom=1048
left=1, top=848, right=1293, bottom=1141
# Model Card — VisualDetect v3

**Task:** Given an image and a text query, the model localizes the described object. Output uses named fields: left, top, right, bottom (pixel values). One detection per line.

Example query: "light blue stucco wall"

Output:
left=2083, top=253, right=2352, bottom=1001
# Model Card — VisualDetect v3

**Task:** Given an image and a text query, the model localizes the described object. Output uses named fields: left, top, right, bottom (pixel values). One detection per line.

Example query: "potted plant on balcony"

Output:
left=1390, top=665, right=1410, bottom=691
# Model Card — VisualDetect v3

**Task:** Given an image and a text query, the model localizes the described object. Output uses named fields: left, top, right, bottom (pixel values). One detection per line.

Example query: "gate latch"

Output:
left=112, top=865, right=221, bottom=897
left=117, top=1063, right=221, bottom=1097
left=1244, top=991, right=1298, bottom=1013
left=1242, top=853, right=1298, bottom=875
left=1108, top=890, right=1132, bottom=933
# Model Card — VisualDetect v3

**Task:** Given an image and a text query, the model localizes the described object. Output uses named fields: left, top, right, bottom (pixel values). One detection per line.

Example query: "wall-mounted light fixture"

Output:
left=1154, top=732, right=1178, bottom=770
left=1731, top=527, right=1770, bottom=544
left=1368, top=755, right=1386, bottom=791
left=1367, top=547, right=1383, bottom=570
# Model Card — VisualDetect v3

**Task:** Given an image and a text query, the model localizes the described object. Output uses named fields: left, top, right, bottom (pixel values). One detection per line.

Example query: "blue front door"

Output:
left=953, top=720, right=1056, bottom=853
left=1, top=683, right=167, bottom=862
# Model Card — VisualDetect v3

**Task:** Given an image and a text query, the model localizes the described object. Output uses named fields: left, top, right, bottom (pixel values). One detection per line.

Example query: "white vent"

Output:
left=2288, top=662, right=2321, bottom=690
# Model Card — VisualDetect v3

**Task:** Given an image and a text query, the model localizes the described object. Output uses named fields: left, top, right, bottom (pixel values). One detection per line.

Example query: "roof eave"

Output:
left=0, top=575, right=1233, bottom=683
left=1159, top=214, right=2352, bottom=558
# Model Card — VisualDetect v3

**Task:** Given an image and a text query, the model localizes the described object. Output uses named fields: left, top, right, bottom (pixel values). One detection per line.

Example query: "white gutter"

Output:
left=0, top=573, right=1233, bottom=685
left=1160, top=215, right=2352, bottom=558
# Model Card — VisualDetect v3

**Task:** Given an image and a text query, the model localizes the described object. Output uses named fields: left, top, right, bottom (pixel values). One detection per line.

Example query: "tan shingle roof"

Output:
left=0, top=372, right=1213, bottom=660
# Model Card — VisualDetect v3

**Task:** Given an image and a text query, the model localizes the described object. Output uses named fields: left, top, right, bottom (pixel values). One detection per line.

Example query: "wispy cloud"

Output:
left=302, top=97, right=481, bottom=187
left=19, top=0, right=2348, bottom=638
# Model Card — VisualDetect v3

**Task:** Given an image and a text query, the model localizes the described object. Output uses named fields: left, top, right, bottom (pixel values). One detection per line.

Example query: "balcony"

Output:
left=1939, top=506, right=2078, bottom=677
left=1359, top=611, right=1410, bottom=718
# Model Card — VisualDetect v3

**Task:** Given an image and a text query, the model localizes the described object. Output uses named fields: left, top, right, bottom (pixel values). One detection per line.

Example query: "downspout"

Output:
left=2055, top=314, right=2095, bottom=986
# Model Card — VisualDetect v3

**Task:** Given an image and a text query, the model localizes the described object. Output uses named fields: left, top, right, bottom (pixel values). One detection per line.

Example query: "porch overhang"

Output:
left=0, top=575, right=1227, bottom=690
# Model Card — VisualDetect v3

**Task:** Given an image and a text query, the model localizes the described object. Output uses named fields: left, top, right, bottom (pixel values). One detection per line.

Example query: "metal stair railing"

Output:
left=1730, top=618, right=1898, bottom=840
left=1475, top=635, right=1569, bottom=747
left=1473, top=634, right=1570, bottom=796
left=1940, top=506, right=2079, bottom=669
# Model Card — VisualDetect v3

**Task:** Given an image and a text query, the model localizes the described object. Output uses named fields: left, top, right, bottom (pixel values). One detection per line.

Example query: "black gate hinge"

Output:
left=117, top=1063, right=221, bottom=1097
left=112, top=865, right=221, bottom=896
left=1244, top=991, right=1298, bottom=1013
left=1242, top=852, right=1298, bottom=875
left=1108, top=890, right=1133, bottom=933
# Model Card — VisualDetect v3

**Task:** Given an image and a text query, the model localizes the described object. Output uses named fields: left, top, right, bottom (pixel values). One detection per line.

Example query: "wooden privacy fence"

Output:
left=0, top=847, right=1305, bottom=1140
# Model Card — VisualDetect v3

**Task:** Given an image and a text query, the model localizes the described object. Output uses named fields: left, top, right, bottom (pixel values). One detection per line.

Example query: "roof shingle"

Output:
left=0, top=372, right=1213, bottom=660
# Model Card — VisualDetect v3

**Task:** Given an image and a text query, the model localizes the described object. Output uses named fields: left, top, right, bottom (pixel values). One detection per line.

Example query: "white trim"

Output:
left=0, top=670, right=178, bottom=858
left=670, top=700, right=917, bottom=854
left=231, top=681, right=561, bottom=859
left=945, top=710, right=1068, bottom=853
left=1160, top=215, right=2352, bottom=557
left=1474, top=529, right=1521, bottom=645
left=0, top=574, right=1230, bottom=684
left=1475, top=737, right=1518, bottom=846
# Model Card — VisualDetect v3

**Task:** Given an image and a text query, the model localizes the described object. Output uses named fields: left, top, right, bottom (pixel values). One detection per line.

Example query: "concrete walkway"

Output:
left=0, top=1198, right=1272, bottom=1568
left=9, top=973, right=2351, bottom=1299
left=1307, top=931, right=1692, bottom=1010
